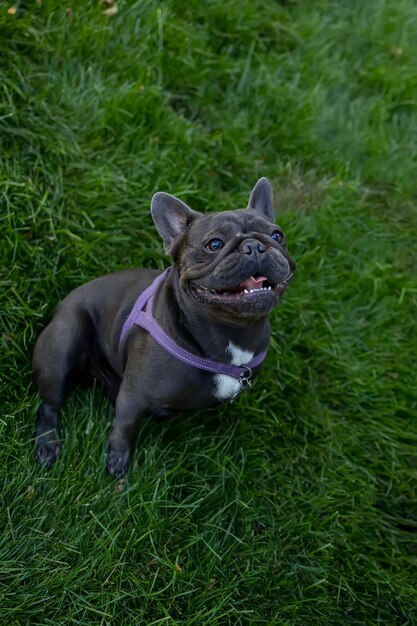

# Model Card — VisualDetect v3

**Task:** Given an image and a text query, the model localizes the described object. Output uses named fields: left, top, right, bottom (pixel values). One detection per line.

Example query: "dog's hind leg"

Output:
left=33, top=307, right=92, bottom=467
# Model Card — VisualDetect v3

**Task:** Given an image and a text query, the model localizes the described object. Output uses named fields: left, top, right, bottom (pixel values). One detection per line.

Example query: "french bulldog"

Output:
left=33, top=177, right=296, bottom=477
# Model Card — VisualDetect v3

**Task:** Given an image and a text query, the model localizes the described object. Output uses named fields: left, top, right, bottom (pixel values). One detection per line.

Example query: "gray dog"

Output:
left=33, top=178, right=296, bottom=477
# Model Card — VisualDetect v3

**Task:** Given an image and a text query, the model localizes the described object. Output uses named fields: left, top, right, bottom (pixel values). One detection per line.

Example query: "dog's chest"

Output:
left=212, top=341, right=254, bottom=401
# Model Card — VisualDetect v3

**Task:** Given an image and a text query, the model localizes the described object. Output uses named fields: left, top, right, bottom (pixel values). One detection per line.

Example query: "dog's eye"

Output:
left=271, top=231, right=283, bottom=244
left=206, top=239, right=224, bottom=252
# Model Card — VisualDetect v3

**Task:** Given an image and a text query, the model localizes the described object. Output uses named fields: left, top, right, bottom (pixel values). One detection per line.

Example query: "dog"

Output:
left=33, top=177, right=296, bottom=477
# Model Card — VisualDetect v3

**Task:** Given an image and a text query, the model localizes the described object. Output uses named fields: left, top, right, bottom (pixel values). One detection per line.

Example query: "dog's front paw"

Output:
left=35, top=430, right=60, bottom=467
left=107, top=446, right=130, bottom=478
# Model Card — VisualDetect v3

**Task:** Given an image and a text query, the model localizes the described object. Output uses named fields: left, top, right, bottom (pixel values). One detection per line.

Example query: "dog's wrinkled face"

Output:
left=180, top=209, right=295, bottom=316
left=151, top=178, right=296, bottom=319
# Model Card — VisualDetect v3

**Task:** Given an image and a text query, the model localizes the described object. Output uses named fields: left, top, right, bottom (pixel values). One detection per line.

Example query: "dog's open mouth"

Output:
left=190, top=274, right=292, bottom=311
left=196, top=275, right=275, bottom=296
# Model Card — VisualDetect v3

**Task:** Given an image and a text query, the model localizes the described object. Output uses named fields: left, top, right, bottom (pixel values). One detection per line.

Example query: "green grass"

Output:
left=1, top=0, right=417, bottom=623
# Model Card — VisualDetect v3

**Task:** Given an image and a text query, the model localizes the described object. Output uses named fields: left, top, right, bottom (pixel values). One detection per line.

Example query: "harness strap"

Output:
left=118, top=267, right=268, bottom=380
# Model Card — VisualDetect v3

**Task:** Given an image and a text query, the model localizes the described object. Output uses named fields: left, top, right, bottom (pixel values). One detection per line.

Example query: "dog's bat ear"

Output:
left=247, top=177, right=274, bottom=221
left=151, top=192, right=200, bottom=255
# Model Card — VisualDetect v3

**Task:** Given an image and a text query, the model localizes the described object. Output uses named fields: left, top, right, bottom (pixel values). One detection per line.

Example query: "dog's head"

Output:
left=151, top=178, right=296, bottom=320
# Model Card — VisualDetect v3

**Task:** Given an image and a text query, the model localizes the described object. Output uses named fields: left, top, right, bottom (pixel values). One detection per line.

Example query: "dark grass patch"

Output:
left=1, top=0, right=417, bottom=623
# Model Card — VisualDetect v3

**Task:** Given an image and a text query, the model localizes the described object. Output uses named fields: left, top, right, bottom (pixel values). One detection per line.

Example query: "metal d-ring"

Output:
left=239, top=366, right=253, bottom=391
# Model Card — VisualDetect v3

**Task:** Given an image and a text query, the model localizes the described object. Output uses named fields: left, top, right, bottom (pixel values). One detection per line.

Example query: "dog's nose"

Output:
left=239, top=239, right=266, bottom=255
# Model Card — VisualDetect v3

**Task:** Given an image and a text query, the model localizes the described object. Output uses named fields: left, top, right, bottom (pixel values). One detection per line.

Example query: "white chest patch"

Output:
left=213, top=341, right=254, bottom=401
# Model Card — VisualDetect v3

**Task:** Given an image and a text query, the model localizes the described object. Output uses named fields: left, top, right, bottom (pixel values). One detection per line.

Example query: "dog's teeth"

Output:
left=244, top=286, right=272, bottom=294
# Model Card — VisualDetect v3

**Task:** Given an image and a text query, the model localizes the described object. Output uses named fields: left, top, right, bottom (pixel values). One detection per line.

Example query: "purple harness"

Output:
left=118, top=267, right=268, bottom=386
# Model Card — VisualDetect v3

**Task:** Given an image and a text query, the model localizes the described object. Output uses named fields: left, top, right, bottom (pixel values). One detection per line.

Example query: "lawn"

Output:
left=1, top=0, right=416, bottom=623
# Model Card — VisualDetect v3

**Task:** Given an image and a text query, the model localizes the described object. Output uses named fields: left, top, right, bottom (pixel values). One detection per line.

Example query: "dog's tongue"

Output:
left=239, top=275, right=267, bottom=290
